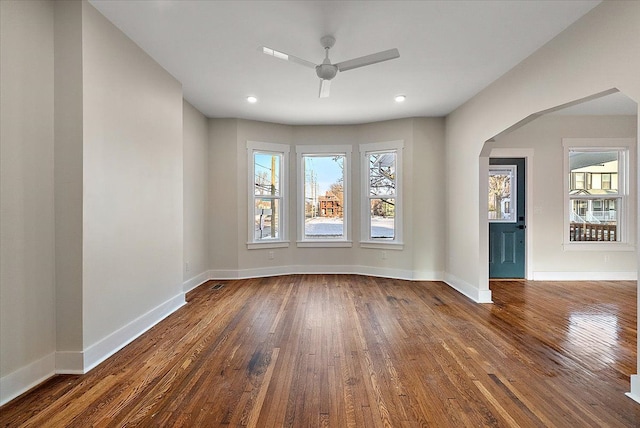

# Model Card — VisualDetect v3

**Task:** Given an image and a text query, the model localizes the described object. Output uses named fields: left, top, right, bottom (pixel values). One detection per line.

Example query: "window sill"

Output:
left=247, top=241, right=290, bottom=250
left=297, top=240, right=353, bottom=248
left=562, top=242, right=635, bottom=252
left=360, top=241, right=404, bottom=250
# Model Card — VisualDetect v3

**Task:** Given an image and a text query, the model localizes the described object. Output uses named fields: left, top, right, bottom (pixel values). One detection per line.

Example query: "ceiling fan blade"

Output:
left=336, top=48, right=400, bottom=72
left=319, top=79, right=331, bottom=98
left=260, top=46, right=316, bottom=69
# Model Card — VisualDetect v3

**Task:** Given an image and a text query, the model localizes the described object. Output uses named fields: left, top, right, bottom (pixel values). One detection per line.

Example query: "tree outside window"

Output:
left=360, top=141, right=403, bottom=246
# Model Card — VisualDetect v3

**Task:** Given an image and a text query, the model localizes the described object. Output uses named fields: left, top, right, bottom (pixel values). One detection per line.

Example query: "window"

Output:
left=563, top=138, right=634, bottom=248
left=296, top=145, right=352, bottom=247
left=360, top=141, right=403, bottom=248
left=247, top=141, right=289, bottom=249
left=488, top=165, right=516, bottom=223
left=573, top=172, right=586, bottom=190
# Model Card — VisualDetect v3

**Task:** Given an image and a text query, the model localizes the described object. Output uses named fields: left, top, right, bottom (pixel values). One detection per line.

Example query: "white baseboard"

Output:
left=477, top=289, right=493, bottom=303
left=1, top=292, right=186, bottom=406
left=532, top=271, right=637, bottom=281
left=413, top=270, right=445, bottom=281
left=293, top=264, right=416, bottom=281
left=443, top=272, right=492, bottom=303
left=208, top=268, right=244, bottom=280
left=210, top=265, right=420, bottom=282
left=81, top=292, right=186, bottom=373
left=626, top=375, right=640, bottom=404
left=183, top=270, right=212, bottom=293
left=0, top=352, right=55, bottom=406
left=55, top=351, right=85, bottom=374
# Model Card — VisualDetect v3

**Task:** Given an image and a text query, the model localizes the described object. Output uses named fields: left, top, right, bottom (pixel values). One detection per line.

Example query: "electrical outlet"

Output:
left=381, top=251, right=387, bottom=260
left=268, top=251, right=275, bottom=260
left=185, top=261, right=190, bottom=273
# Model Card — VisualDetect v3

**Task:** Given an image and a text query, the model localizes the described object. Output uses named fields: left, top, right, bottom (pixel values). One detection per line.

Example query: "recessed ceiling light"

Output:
left=247, top=96, right=258, bottom=103
left=394, top=95, right=406, bottom=103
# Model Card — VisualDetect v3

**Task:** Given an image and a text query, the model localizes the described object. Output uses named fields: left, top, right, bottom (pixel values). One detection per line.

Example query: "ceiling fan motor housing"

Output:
left=316, top=63, right=338, bottom=80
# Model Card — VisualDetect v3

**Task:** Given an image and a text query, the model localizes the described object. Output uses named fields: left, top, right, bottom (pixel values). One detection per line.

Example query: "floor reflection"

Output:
left=565, top=305, right=619, bottom=369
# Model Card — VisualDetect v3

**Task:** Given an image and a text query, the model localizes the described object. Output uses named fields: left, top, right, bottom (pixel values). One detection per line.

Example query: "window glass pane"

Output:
left=254, top=198, right=279, bottom=240
left=488, top=166, right=516, bottom=222
left=304, top=155, right=344, bottom=238
left=370, top=198, right=395, bottom=239
left=254, top=153, right=280, bottom=196
left=569, top=197, right=618, bottom=242
left=569, top=150, right=618, bottom=194
left=369, top=152, right=396, bottom=196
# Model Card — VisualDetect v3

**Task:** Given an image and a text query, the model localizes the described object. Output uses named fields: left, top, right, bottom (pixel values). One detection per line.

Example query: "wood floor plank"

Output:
left=1, top=276, right=639, bottom=427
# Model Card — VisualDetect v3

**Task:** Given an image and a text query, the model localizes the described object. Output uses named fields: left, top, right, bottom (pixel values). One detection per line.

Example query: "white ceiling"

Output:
left=89, top=0, right=607, bottom=125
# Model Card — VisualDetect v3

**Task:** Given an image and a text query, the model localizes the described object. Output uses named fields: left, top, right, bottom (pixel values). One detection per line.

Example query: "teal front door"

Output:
left=489, top=158, right=525, bottom=278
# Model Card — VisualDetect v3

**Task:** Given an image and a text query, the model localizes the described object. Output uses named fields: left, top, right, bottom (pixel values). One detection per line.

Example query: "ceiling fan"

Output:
left=261, top=35, right=400, bottom=98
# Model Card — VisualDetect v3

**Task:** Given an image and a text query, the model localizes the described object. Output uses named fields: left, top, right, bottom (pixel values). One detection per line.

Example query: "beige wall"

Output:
left=2, top=0, right=185, bottom=404
left=491, top=115, right=637, bottom=277
left=209, top=119, right=241, bottom=271
left=412, top=119, right=447, bottom=278
left=81, top=2, right=184, bottom=348
left=0, top=0, right=56, bottom=385
left=54, top=0, right=84, bottom=359
left=183, top=101, right=210, bottom=285
left=207, top=117, right=447, bottom=279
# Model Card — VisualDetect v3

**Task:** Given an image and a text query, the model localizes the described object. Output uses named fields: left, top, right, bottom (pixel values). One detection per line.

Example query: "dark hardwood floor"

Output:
left=1, top=275, right=638, bottom=427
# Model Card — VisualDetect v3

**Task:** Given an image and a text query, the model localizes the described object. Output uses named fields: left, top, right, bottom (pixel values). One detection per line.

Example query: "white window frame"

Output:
left=247, top=141, right=290, bottom=249
left=296, top=145, right=352, bottom=248
left=562, top=138, right=635, bottom=251
left=360, top=140, right=404, bottom=249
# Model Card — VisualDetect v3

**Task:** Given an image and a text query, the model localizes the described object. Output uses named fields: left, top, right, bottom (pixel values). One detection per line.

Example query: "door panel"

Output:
left=489, top=158, right=525, bottom=278
left=501, top=231, right=517, bottom=264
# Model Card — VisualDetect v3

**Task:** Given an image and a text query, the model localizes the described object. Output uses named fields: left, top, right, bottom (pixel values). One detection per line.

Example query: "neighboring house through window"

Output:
left=296, top=145, right=352, bottom=247
left=563, top=138, right=635, bottom=248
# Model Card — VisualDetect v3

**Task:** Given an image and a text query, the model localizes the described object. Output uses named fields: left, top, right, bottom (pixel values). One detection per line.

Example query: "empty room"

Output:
left=1, top=0, right=639, bottom=426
